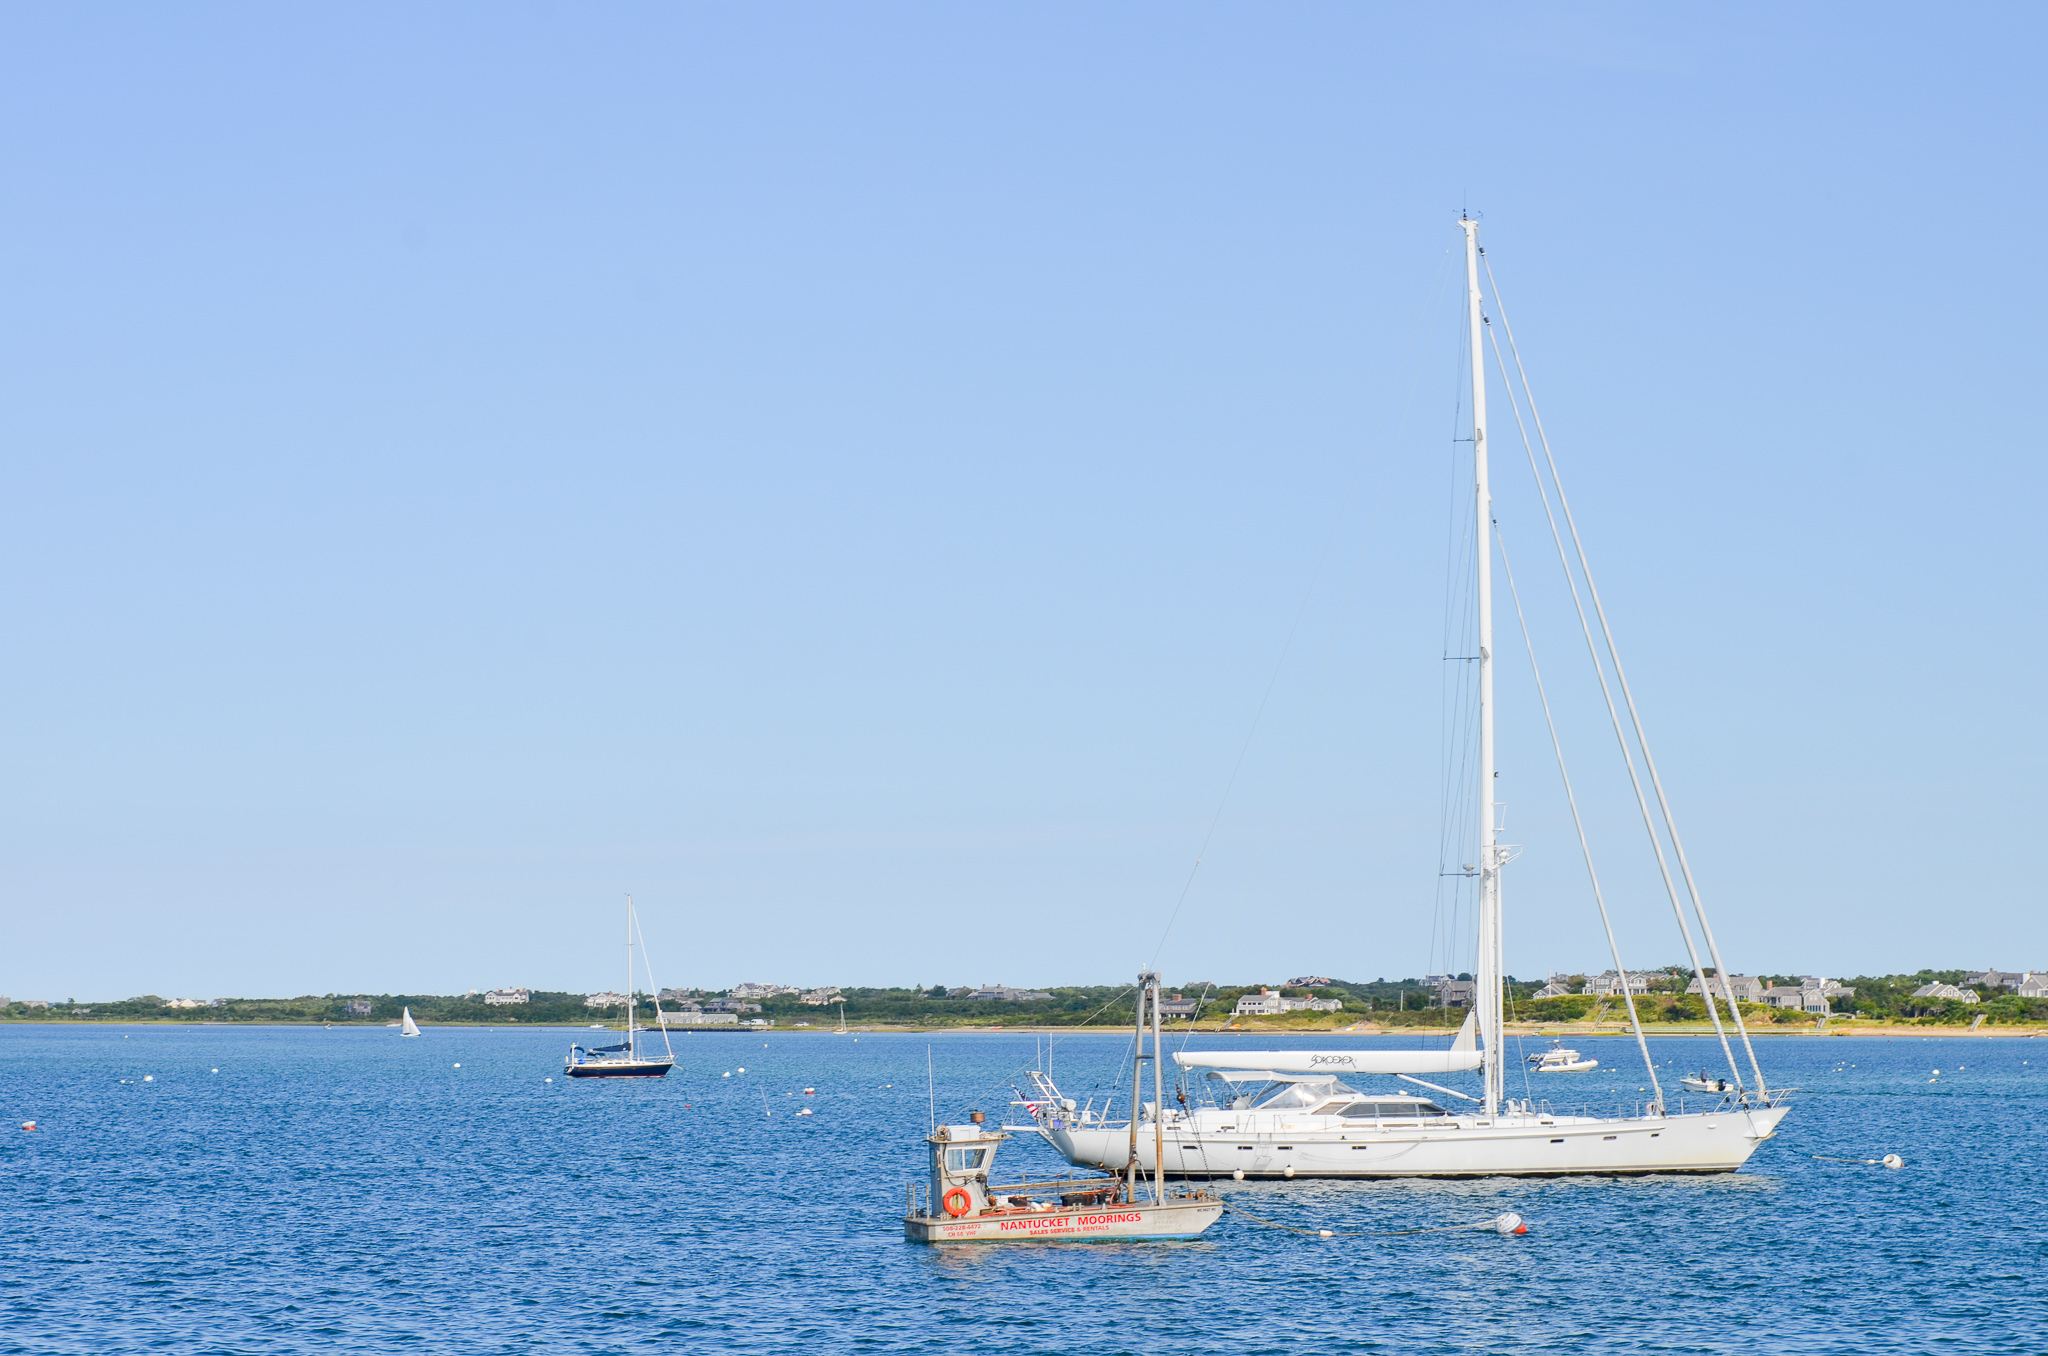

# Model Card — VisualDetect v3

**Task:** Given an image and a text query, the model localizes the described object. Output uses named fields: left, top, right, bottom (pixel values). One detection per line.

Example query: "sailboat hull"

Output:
left=565, top=1059, right=673, bottom=1078
left=1042, top=1104, right=1788, bottom=1179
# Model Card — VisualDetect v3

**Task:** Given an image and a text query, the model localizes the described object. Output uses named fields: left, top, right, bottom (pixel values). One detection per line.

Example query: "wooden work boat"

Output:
left=904, top=1111, right=1221, bottom=1244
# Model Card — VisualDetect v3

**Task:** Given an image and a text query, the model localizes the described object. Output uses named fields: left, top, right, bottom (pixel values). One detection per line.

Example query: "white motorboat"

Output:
left=1681, top=1070, right=1734, bottom=1094
left=1032, top=218, right=1788, bottom=1178
left=1527, top=1042, right=1597, bottom=1073
left=564, top=896, right=675, bottom=1079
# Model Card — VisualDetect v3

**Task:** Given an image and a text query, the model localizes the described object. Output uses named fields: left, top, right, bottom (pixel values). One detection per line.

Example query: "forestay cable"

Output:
left=1480, top=312, right=1743, bottom=1093
left=1483, top=255, right=1768, bottom=1097
left=1494, top=523, right=1664, bottom=1109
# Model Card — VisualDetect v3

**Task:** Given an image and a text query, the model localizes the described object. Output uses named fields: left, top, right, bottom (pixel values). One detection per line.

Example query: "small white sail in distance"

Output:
left=1172, top=1011, right=1482, bottom=1075
left=400, top=1008, right=421, bottom=1037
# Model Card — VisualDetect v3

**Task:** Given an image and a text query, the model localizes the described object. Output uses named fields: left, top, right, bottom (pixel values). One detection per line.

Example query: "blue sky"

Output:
left=1, top=5, right=2040, bottom=998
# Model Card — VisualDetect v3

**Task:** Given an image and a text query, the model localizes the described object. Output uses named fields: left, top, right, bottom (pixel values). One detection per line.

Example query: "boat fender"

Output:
left=1231, top=1169, right=1245, bottom=1181
left=1495, top=1213, right=1527, bottom=1235
left=942, top=1188, right=974, bottom=1218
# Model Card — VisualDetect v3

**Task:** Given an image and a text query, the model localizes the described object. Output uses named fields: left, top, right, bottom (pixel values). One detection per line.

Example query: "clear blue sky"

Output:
left=2, top=5, right=2040, bottom=999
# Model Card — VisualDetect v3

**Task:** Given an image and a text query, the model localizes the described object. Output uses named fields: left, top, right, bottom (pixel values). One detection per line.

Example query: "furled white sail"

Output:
left=1172, top=1012, right=1481, bottom=1075
left=400, top=1008, right=421, bottom=1037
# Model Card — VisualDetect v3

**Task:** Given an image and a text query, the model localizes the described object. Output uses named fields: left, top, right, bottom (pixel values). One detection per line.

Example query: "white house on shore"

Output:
left=1580, top=971, right=1650, bottom=998
left=1961, top=969, right=2048, bottom=997
left=730, top=982, right=801, bottom=1001
left=1910, top=982, right=1980, bottom=1004
left=1233, top=988, right=1342, bottom=1016
left=1684, top=974, right=1769, bottom=1005
left=1762, top=978, right=1852, bottom=1014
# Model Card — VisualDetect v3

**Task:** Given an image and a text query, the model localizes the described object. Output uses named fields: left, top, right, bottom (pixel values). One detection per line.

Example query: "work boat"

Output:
left=1036, top=218, right=1792, bottom=1178
left=564, top=896, right=676, bottom=1079
left=906, top=1001, right=1220, bottom=1244
left=903, top=1113, right=1221, bottom=1244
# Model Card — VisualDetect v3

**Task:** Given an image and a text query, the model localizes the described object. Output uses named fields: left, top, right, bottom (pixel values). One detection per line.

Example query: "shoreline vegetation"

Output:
left=5, top=971, right=2040, bottom=1034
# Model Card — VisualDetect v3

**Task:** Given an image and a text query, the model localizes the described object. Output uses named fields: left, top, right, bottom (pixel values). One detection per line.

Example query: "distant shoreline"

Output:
left=1, top=1017, right=2039, bottom=1038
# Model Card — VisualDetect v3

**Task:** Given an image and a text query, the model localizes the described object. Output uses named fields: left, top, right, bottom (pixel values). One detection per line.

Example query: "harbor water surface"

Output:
left=2, top=1024, right=2041, bottom=1353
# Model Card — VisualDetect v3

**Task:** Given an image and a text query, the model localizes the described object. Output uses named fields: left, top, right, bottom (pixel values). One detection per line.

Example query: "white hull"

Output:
left=905, top=1196, right=1222, bottom=1243
left=1043, top=1104, right=1787, bottom=1178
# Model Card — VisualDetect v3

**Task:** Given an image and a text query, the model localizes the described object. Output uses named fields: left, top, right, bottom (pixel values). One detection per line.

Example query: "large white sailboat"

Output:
left=1032, top=217, right=1790, bottom=1177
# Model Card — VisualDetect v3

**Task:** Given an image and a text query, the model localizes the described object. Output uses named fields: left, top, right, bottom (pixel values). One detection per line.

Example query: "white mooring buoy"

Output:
left=1495, top=1212, right=1527, bottom=1235
left=1883, top=1153, right=1905, bottom=1169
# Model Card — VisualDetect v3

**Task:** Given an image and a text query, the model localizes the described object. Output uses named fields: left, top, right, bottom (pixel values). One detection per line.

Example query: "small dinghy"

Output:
left=1526, top=1041, right=1597, bottom=1073
left=1680, top=1070, right=1733, bottom=1094
left=903, top=1111, right=1220, bottom=1245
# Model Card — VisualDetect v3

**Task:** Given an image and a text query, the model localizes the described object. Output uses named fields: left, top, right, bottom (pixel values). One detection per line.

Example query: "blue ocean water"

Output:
left=1, top=1024, right=2042, bottom=1354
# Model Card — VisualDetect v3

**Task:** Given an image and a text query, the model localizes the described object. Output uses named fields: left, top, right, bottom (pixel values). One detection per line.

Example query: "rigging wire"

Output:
left=1431, top=286, right=1483, bottom=1020
left=1481, top=256, right=1766, bottom=1096
left=1494, top=521, right=1665, bottom=1108
left=1218, top=1200, right=1527, bottom=1239
left=1474, top=293, right=1742, bottom=1093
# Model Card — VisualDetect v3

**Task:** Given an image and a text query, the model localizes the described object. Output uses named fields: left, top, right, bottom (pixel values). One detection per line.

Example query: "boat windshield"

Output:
left=1246, top=1079, right=1348, bottom=1111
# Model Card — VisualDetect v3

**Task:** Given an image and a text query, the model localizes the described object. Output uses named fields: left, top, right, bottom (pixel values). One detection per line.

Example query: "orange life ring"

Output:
left=942, top=1187, right=973, bottom=1218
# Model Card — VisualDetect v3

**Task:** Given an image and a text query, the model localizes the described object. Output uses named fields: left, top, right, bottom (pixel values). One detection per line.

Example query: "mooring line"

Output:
left=1812, top=1153, right=1906, bottom=1168
left=1218, top=1200, right=1525, bottom=1238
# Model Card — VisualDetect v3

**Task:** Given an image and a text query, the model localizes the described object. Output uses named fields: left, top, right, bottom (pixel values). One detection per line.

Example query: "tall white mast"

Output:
left=1462, top=215, right=1504, bottom=1118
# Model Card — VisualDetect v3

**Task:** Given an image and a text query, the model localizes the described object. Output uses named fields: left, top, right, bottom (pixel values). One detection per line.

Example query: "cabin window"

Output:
left=944, top=1148, right=988, bottom=1170
left=1334, top=1101, right=1447, bottom=1119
